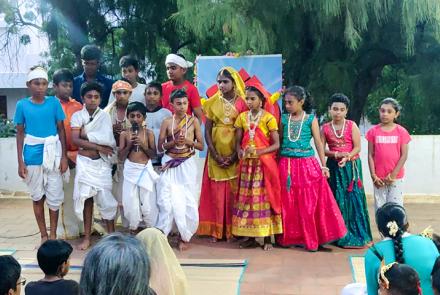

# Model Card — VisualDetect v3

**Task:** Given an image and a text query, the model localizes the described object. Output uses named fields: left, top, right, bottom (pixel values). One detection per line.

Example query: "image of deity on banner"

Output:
left=195, top=54, right=283, bottom=157
left=195, top=54, right=282, bottom=102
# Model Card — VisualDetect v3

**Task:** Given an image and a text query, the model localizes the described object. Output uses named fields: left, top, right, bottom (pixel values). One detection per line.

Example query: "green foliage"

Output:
left=2, top=0, right=440, bottom=133
left=0, top=115, right=16, bottom=138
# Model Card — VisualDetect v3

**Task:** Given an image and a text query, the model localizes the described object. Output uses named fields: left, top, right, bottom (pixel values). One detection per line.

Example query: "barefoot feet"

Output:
left=77, top=237, right=91, bottom=250
left=178, top=240, right=189, bottom=251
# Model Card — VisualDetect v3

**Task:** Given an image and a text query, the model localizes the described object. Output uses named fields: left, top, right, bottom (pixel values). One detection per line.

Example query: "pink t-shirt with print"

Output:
left=365, top=124, right=411, bottom=179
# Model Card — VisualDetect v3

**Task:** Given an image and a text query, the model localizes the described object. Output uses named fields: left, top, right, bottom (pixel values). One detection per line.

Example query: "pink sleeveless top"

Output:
left=323, top=120, right=359, bottom=159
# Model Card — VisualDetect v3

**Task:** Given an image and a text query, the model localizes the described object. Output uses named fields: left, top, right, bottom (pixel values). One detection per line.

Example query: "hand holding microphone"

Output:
left=131, top=122, right=140, bottom=152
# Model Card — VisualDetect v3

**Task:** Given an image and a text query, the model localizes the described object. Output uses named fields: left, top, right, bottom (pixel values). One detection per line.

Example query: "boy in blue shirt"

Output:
left=14, top=66, right=68, bottom=243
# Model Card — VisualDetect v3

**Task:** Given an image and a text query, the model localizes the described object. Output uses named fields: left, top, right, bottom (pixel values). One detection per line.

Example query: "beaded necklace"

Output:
left=331, top=119, right=346, bottom=139
left=287, top=112, right=305, bottom=142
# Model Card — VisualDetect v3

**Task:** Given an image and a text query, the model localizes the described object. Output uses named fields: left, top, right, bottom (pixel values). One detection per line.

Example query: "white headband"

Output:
left=27, top=67, right=48, bottom=82
left=165, top=54, right=193, bottom=68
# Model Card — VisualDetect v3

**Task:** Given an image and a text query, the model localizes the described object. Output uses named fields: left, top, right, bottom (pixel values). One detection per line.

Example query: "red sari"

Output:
left=231, top=111, right=282, bottom=237
left=197, top=96, right=247, bottom=239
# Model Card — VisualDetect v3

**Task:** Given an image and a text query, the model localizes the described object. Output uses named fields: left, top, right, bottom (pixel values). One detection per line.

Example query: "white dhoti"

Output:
left=73, top=155, right=118, bottom=221
left=156, top=155, right=199, bottom=242
left=57, top=168, right=84, bottom=239
left=122, top=159, right=160, bottom=230
left=24, top=166, right=64, bottom=210
left=23, top=134, right=64, bottom=210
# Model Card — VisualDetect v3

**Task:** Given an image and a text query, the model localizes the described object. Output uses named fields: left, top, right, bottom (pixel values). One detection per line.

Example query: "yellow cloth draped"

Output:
left=137, top=228, right=190, bottom=295
left=203, top=67, right=247, bottom=181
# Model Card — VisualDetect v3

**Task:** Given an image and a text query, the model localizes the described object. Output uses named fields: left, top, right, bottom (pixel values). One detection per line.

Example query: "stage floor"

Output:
left=1, top=198, right=439, bottom=295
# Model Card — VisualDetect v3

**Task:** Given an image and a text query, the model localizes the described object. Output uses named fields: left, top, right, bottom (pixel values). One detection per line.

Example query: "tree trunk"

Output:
left=351, top=49, right=398, bottom=124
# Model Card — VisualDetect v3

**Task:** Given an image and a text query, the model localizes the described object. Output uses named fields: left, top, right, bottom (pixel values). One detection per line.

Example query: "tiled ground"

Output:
left=1, top=197, right=439, bottom=295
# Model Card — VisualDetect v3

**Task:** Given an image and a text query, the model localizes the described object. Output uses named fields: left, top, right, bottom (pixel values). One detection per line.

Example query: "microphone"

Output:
left=131, top=122, right=140, bottom=152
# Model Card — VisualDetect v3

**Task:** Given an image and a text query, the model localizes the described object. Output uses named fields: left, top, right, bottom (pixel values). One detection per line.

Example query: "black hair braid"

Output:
left=392, top=228, right=405, bottom=263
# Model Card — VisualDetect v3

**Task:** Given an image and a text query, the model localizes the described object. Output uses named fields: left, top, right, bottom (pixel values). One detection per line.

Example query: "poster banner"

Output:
left=195, top=54, right=282, bottom=157
left=196, top=54, right=283, bottom=98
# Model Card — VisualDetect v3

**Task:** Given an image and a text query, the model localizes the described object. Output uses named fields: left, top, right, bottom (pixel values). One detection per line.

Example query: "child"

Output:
left=25, top=240, right=78, bottom=295
left=53, top=68, right=84, bottom=240
left=321, top=93, right=372, bottom=248
left=277, top=86, right=347, bottom=251
left=366, top=98, right=411, bottom=210
left=378, top=263, right=422, bottom=295
left=109, top=56, right=147, bottom=105
left=14, top=66, right=68, bottom=243
left=73, top=44, right=113, bottom=108
left=105, top=80, right=133, bottom=146
left=162, top=53, right=203, bottom=121
left=233, top=83, right=282, bottom=251
left=156, top=89, right=204, bottom=251
left=119, top=102, right=159, bottom=232
left=198, top=67, right=248, bottom=242
left=104, top=80, right=133, bottom=227
left=364, top=203, right=438, bottom=295
left=0, top=255, right=23, bottom=295
left=144, top=81, right=172, bottom=167
left=71, top=81, right=118, bottom=250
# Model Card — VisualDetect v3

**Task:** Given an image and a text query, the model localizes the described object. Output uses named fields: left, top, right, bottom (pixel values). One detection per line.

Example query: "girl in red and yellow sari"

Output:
left=197, top=67, right=248, bottom=242
left=233, top=84, right=283, bottom=251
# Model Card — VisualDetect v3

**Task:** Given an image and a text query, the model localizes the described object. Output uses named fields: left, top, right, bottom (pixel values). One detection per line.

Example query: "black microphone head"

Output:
left=131, top=122, right=139, bottom=132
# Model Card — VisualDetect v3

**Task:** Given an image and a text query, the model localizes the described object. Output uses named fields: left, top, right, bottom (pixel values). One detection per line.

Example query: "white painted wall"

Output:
left=1, top=136, right=439, bottom=196
left=0, top=137, right=28, bottom=192
left=0, top=88, right=30, bottom=119
left=359, top=135, right=440, bottom=196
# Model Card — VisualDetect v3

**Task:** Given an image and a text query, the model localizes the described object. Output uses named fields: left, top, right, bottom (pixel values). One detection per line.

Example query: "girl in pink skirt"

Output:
left=276, top=86, right=347, bottom=251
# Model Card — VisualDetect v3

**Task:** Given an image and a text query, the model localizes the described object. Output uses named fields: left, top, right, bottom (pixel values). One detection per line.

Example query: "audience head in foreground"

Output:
left=80, top=233, right=154, bottom=295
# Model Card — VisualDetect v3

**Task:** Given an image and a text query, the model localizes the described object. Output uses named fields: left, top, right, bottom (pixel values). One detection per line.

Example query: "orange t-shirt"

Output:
left=59, top=97, right=83, bottom=162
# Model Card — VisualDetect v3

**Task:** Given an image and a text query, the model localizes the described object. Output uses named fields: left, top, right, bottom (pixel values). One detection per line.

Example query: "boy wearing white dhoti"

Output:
left=119, top=102, right=159, bottom=233
left=157, top=89, right=204, bottom=251
left=71, top=81, right=118, bottom=250
left=14, top=66, right=68, bottom=244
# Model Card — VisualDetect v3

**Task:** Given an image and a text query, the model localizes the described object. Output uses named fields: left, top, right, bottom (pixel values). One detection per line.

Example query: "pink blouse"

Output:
left=323, top=120, right=359, bottom=159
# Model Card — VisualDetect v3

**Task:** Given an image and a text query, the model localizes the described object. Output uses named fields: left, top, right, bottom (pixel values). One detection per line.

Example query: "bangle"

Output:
left=321, top=166, right=329, bottom=171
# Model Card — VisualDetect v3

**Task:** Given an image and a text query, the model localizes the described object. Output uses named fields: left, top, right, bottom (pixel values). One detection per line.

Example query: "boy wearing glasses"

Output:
left=0, top=255, right=24, bottom=295
left=119, top=102, right=159, bottom=233
left=144, top=82, right=172, bottom=167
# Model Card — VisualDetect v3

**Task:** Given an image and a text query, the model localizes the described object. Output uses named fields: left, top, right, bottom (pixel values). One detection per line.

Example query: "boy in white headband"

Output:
left=14, top=66, right=68, bottom=244
left=162, top=53, right=203, bottom=121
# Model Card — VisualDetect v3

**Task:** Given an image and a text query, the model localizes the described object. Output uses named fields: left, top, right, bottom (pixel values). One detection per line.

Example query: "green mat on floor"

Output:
left=349, top=255, right=366, bottom=284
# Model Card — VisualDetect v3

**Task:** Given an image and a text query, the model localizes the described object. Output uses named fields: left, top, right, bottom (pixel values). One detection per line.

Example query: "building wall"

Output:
left=1, top=136, right=439, bottom=196
left=0, top=88, right=30, bottom=119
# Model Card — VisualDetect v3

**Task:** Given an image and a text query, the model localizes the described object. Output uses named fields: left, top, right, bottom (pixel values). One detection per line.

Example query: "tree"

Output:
left=175, top=0, right=440, bottom=128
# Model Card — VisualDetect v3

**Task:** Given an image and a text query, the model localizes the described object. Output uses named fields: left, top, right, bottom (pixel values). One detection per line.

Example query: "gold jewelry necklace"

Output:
left=247, top=110, right=262, bottom=140
left=221, top=95, right=237, bottom=124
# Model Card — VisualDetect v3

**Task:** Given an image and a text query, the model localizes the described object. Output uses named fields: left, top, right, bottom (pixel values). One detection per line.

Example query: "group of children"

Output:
left=197, top=67, right=411, bottom=252
left=14, top=53, right=411, bottom=253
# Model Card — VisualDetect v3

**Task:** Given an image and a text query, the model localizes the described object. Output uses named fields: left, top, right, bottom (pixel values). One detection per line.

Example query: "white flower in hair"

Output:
left=387, top=221, right=399, bottom=237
